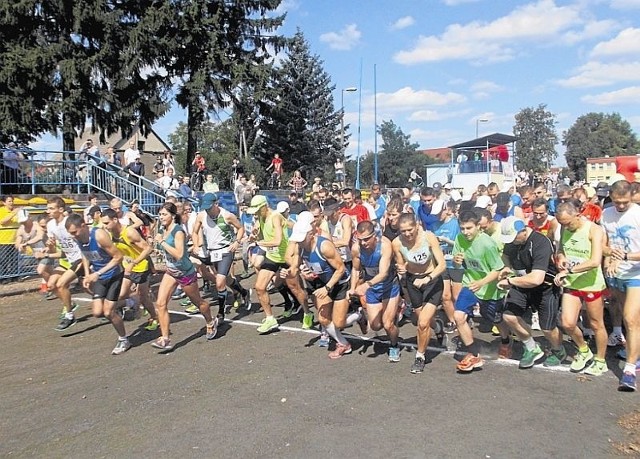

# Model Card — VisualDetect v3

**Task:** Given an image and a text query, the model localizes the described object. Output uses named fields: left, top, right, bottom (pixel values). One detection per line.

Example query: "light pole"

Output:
left=340, top=87, right=358, bottom=158
left=476, top=118, right=489, bottom=139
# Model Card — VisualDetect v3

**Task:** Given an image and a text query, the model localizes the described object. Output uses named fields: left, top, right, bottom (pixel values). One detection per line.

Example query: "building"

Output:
left=585, top=156, right=617, bottom=185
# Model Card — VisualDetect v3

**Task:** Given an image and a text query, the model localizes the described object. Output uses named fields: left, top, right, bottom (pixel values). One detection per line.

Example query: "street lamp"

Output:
left=340, top=87, right=358, bottom=157
left=476, top=118, right=489, bottom=138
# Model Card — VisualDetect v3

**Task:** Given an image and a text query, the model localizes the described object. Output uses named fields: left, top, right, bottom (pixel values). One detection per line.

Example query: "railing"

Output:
left=458, top=160, right=503, bottom=174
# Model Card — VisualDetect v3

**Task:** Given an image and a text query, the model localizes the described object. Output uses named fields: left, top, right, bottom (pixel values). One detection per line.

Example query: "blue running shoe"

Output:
left=619, top=372, right=637, bottom=392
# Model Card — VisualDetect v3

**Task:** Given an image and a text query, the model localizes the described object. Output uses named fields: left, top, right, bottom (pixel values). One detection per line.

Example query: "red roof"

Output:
left=420, top=148, right=450, bottom=162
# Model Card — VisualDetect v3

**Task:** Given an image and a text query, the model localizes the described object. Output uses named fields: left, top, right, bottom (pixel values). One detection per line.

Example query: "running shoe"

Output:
left=302, top=312, right=314, bottom=330
left=530, top=312, right=541, bottom=331
left=257, top=316, right=279, bottom=334
left=171, top=289, right=186, bottom=300
left=618, top=372, right=637, bottom=392
left=151, top=337, right=173, bottom=351
left=491, top=325, right=500, bottom=337
left=59, top=303, right=79, bottom=320
left=318, top=332, right=330, bottom=348
left=617, top=348, right=627, bottom=360
left=443, top=321, right=456, bottom=334
left=357, top=309, right=368, bottom=335
left=45, top=291, right=55, bottom=300
left=144, top=319, right=159, bottom=331
left=388, top=346, right=401, bottom=362
left=543, top=347, right=567, bottom=367
left=282, top=307, right=295, bottom=319
left=456, top=353, right=484, bottom=372
left=55, top=316, right=76, bottom=331
left=205, top=318, right=218, bottom=340
left=607, top=332, right=626, bottom=347
left=583, top=359, right=608, bottom=376
left=111, top=339, right=131, bottom=355
left=570, top=348, right=594, bottom=373
left=185, top=304, right=199, bottom=314
left=180, top=298, right=193, bottom=307
left=519, top=345, right=545, bottom=369
left=328, top=342, right=352, bottom=359
left=498, top=342, right=513, bottom=360
left=410, top=356, right=426, bottom=374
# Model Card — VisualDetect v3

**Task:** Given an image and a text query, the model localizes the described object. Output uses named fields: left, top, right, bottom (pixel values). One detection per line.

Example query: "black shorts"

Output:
left=405, top=273, right=444, bottom=309
left=261, top=258, right=287, bottom=274
left=68, top=259, right=86, bottom=278
left=503, top=285, right=560, bottom=331
left=125, top=270, right=149, bottom=285
left=93, top=271, right=124, bottom=302
left=306, top=280, right=349, bottom=301
left=442, top=268, right=463, bottom=283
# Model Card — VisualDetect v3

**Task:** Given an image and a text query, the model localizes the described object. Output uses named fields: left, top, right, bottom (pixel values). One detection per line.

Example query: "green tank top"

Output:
left=561, top=221, right=605, bottom=292
left=262, top=212, right=288, bottom=263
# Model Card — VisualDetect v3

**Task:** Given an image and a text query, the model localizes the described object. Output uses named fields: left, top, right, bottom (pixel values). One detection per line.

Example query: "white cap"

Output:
left=475, top=195, right=492, bottom=209
left=430, top=199, right=445, bottom=215
left=276, top=201, right=289, bottom=213
left=444, top=183, right=452, bottom=190
left=289, top=211, right=314, bottom=242
left=449, top=190, right=462, bottom=202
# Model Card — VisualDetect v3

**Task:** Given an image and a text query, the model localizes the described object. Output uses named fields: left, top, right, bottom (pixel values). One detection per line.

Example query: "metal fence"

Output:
left=0, top=229, right=39, bottom=281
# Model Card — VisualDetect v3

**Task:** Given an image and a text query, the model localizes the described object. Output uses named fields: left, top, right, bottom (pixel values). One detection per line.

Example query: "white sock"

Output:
left=118, top=336, right=127, bottom=341
left=326, top=323, right=347, bottom=346
left=65, top=312, right=74, bottom=320
left=345, top=311, right=361, bottom=327
left=266, top=315, right=274, bottom=320
left=523, top=337, right=537, bottom=351
left=613, top=326, right=623, bottom=336
left=416, top=351, right=425, bottom=360
left=624, top=363, right=636, bottom=374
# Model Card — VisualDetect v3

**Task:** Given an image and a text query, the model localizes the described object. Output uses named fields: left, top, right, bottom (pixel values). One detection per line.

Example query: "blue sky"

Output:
left=33, top=0, right=640, bottom=165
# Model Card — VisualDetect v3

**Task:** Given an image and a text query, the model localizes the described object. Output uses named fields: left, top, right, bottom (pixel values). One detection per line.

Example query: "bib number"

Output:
left=210, top=251, right=223, bottom=262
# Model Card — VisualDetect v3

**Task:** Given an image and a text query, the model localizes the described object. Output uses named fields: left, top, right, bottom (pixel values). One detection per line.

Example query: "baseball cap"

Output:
left=276, top=201, right=290, bottom=213
left=501, top=216, right=527, bottom=244
left=246, top=194, right=268, bottom=214
left=596, top=182, right=609, bottom=197
left=430, top=199, right=445, bottom=215
left=475, top=195, right=492, bottom=209
left=200, top=193, right=219, bottom=210
left=289, top=211, right=314, bottom=242
left=322, top=197, right=342, bottom=215
left=17, top=209, right=29, bottom=223
left=444, top=183, right=452, bottom=190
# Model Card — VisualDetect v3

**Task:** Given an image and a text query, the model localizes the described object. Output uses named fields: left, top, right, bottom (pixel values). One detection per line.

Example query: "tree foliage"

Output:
left=563, top=112, right=639, bottom=181
left=258, top=30, right=343, bottom=180
left=513, top=104, right=558, bottom=173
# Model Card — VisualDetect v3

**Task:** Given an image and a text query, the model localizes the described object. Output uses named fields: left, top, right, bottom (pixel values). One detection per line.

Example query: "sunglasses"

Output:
left=357, top=233, right=375, bottom=242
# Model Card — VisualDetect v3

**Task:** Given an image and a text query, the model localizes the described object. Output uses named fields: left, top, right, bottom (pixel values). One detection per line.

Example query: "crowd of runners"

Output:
left=13, top=175, right=640, bottom=393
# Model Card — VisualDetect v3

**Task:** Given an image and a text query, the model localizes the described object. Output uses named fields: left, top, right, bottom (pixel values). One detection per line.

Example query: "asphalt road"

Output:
left=1, top=286, right=637, bottom=458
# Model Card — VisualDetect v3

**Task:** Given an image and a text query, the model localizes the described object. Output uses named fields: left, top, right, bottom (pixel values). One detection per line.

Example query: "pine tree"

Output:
left=259, top=30, right=343, bottom=180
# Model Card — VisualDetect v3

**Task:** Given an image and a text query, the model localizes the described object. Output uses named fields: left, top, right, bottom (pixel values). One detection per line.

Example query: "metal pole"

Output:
left=373, top=64, right=378, bottom=185
left=355, top=59, right=363, bottom=189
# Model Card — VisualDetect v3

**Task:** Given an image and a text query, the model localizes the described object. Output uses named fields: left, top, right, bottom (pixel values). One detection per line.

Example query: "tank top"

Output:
left=399, top=230, right=433, bottom=267
left=261, top=212, right=288, bottom=263
left=528, top=217, right=552, bottom=237
left=161, top=224, right=195, bottom=277
left=383, top=221, right=400, bottom=241
left=201, top=208, right=235, bottom=252
left=113, top=226, right=149, bottom=273
left=328, top=214, right=352, bottom=262
left=359, top=239, right=396, bottom=291
left=561, top=221, right=605, bottom=292
left=47, top=217, right=82, bottom=263
left=301, top=236, right=350, bottom=285
left=79, top=227, right=121, bottom=280
left=494, top=206, right=515, bottom=222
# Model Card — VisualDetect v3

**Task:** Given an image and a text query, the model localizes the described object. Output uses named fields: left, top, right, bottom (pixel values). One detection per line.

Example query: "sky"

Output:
left=32, top=0, right=640, bottom=166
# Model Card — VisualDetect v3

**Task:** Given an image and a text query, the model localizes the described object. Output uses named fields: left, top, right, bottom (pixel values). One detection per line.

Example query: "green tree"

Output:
left=513, top=104, right=558, bottom=173
left=259, top=30, right=343, bottom=181
left=563, top=112, right=639, bottom=181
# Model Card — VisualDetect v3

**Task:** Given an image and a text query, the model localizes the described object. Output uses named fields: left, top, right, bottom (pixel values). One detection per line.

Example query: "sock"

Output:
left=613, top=326, right=623, bottom=336
left=118, top=336, right=127, bottom=341
left=416, top=351, right=425, bottom=360
left=624, top=363, right=636, bottom=374
left=594, top=357, right=605, bottom=363
left=229, top=277, right=246, bottom=295
left=65, top=311, right=74, bottom=320
left=278, top=285, right=292, bottom=309
left=217, top=290, right=228, bottom=316
left=578, top=344, right=590, bottom=353
left=266, top=314, right=274, bottom=320
left=523, top=337, right=537, bottom=351
left=326, top=323, right=348, bottom=346
left=468, top=341, right=480, bottom=356
left=62, top=306, right=69, bottom=314
left=345, top=310, right=361, bottom=327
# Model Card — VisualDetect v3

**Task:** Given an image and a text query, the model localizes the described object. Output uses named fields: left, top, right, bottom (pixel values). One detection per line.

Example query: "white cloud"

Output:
left=319, top=24, right=361, bottom=51
left=557, top=61, right=640, bottom=88
left=391, top=16, right=415, bottom=30
left=372, top=86, right=467, bottom=111
left=470, top=80, right=504, bottom=99
left=275, top=0, right=299, bottom=15
left=582, top=86, right=640, bottom=104
left=442, top=0, right=481, bottom=5
left=591, top=28, right=640, bottom=58
left=394, top=0, right=615, bottom=65
left=610, top=0, right=640, bottom=10
left=409, top=108, right=472, bottom=122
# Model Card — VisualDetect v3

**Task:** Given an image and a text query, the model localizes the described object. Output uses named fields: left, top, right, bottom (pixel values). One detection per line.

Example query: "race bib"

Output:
left=210, top=251, right=223, bottom=262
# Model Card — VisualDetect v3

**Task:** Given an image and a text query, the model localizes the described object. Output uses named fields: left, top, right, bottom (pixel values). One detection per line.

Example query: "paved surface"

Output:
left=0, top=280, right=637, bottom=458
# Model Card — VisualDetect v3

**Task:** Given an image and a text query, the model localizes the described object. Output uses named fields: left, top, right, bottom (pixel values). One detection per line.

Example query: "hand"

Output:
left=453, top=253, right=464, bottom=265
left=396, top=263, right=407, bottom=275
left=124, top=264, right=133, bottom=276
left=605, top=260, right=619, bottom=278
left=498, top=267, right=513, bottom=280
left=354, top=283, right=369, bottom=297
left=554, top=271, right=568, bottom=287
left=279, top=268, right=290, bottom=279
left=34, top=250, right=45, bottom=259
left=468, top=280, right=482, bottom=293
left=555, top=255, right=569, bottom=270
left=313, top=286, right=328, bottom=300
left=497, top=279, right=510, bottom=290
left=154, top=233, right=164, bottom=244
left=610, top=248, right=626, bottom=261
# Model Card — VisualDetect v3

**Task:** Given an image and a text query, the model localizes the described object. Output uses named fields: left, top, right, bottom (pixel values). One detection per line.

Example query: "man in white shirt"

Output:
left=123, top=141, right=140, bottom=167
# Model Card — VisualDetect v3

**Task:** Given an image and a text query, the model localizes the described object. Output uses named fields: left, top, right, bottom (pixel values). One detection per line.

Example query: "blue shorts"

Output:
left=455, top=286, right=502, bottom=322
left=606, top=277, right=640, bottom=293
left=365, top=281, right=400, bottom=304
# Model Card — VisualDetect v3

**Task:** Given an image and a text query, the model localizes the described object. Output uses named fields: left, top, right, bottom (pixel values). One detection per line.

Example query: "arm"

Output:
left=392, top=238, right=407, bottom=275
left=313, top=240, right=346, bottom=300
left=333, top=215, right=352, bottom=249
left=349, top=243, right=362, bottom=293
left=225, top=212, right=245, bottom=253
left=158, top=229, right=186, bottom=260
left=123, top=227, right=153, bottom=274
left=0, top=209, right=18, bottom=225
left=126, top=211, right=143, bottom=230
left=85, top=229, right=124, bottom=286
left=355, top=238, right=394, bottom=296
left=191, top=213, right=203, bottom=252
left=425, top=231, right=446, bottom=280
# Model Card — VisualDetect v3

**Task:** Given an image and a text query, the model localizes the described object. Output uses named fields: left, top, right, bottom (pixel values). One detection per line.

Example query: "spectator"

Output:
left=234, top=175, right=249, bottom=210
left=288, top=191, right=307, bottom=215
left=178, top=175, right=194, bottom=199
left=202, top=174, right=220, bottom=193
left=0, top=196, right=20, bottom=278
left=162, top=150, right=175, bottom=174
left=83, top=194, right=99, bottom=224
left=153, top=156, right=165, bottom=176
left=123, top=141, right=140, bottom=166
left=1, top=143, right=21, bottom=189
left=288, top=170, right=307, bottom=196
left=123, top=156, right=145, bottom=201
left=311, top=177, right=323, bottom=193
left=334, top=158, right=345, bottom=189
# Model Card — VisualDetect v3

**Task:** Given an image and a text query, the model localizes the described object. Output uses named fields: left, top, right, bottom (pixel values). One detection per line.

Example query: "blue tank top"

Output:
left=494, top=206, right=515, bottom=222
left=359, top=239, right=396, bottom=292
left=162, top=224, right=195, bottom=277
left=302, top=236, right=350, bottom=285
left=80, top=227, right=121, bottom=280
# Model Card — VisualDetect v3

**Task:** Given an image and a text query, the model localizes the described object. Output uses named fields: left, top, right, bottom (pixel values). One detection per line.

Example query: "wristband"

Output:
left=624, top=252, right=628, bottom=261
left=507, top=277, right=512, bottom=286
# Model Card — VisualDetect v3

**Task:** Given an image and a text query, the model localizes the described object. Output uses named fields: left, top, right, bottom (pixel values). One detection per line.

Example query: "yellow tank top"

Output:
left=262, top=212, right=288, bottom=263
left=114, top=226, right=149, bottom=273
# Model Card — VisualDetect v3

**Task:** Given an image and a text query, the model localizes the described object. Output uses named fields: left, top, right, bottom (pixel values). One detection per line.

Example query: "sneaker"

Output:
left=144, top=319, right=159, bottom=331
left=530, top=312, right=541, bottom=331
left=519, top=345, right=545, bottom=369
left=543, top=347, right=567, bottom=367
left=498, top=342, right=513, bottom=360
left=472, top=304, right=481, bottom=318
left=443, top=321, right=456, bottom=334
left=55, top=316, right=76, bottom=331
left=205, top=318, right=218, bottom=340
left=171, top=289, right=186, bottom=300
left=570, top=348, right=594, bottom=373
left=185, top=304, right=199, bottom=314
left=388, top=346, right=401, bottom=362
left=302, top=312, right=314, bottom=330
left=328, top=342, right=352, bottom=359
left=180, top=298, right=193, bottom=307
left=282, top=308, right=295, bottom=319
left=243, top=289, right=253, bottom=310
left=607, top=332, right=626, bottom=347
left=58, top=303, right=79, bottom=320
left=583, top=359, right=608, bottom=376
left=491, top=325, right=500, bottom=337
left=151, top=337, right=173, bottom=351
left=410, top=356, right=426, bottom=374
left=619, top=372, right=637, bottom=392
left=456, top=353, right=484, bottom=372
left=45, top=291, right=55, bottom=300
left=318, top=332, right=330, bottom=347
left=357, top=309, right=368, bottom=335
left=111, top=339, right=131, bottom=355
left=257, top=316, right=279, bottom=334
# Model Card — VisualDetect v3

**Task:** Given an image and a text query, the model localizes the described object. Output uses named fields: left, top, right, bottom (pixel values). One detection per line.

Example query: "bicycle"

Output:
left=190, top=170, right=204, bottom=192
left=266, top=171, right=281, bottom=190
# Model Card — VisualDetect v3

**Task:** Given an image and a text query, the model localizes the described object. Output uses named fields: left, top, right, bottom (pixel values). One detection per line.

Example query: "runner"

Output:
left=152, top=202, right=218, bottom=351
left=527, top=197, right=559, bottom=246
left=393, top=213, right=446, bottom=374
left=554, top=201, right=608, bottom=376
left=350, top=221, right=402, bottom=362
left=433, top=200, right=461, bottom=333
left=65, top=213, right=129, bottom=355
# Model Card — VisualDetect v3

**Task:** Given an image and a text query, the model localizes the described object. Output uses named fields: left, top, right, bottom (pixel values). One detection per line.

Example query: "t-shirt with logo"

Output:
left=601, top=203, right=640, bottom=280
left=452, top=232, right=504, bottom=301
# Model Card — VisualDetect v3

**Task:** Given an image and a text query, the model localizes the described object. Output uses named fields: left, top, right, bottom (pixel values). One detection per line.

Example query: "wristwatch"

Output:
left=624, top=252, right=629, bottom=261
